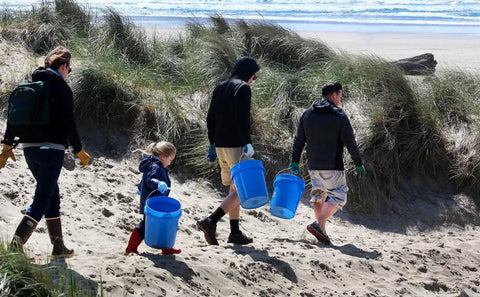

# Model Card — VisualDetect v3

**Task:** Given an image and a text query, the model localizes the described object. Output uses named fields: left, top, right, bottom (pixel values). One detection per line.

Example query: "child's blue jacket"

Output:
left=138, top=154, right=171, bottom=214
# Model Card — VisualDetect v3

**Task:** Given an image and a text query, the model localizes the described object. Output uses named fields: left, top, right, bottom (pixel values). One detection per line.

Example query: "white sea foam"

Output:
left=4, top=0, right=480, bottom=34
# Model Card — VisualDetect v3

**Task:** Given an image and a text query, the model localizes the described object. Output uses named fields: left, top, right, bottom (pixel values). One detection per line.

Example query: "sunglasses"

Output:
left=68, top=67, right=72, bottom=74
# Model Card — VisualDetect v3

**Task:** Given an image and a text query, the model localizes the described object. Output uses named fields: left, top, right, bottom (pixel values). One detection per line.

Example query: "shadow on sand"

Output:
left=331, top=243, right=381, bottom=259
left=36, top=258, right=98, bottom=296
left=272, top=237, right=380, bottom=260
left=142, top=252, right=195, bottom=281
left=226, top=244, right=298, bottom=283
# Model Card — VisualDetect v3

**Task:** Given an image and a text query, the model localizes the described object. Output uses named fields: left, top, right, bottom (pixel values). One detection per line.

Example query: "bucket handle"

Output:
left=145, top=187, right=172, bottom=200
left=237, top=152, right=251, bottom=163
left=275, top=168, right=303, bottom=180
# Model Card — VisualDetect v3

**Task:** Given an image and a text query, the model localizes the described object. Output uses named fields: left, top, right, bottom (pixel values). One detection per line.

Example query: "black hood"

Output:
left=31, top=67, right=64, bottom=83
left=312, top=99, right=340, bottom=114
left=229, top=57, right=260, bottom=81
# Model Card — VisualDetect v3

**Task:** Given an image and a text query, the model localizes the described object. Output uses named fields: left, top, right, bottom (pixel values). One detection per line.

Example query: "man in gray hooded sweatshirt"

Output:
left=197, top=56, right=260, bottom=246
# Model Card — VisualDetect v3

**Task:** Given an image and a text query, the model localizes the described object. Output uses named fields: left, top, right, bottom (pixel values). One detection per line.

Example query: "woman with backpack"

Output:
left=0, top=46, right=90, bottom=258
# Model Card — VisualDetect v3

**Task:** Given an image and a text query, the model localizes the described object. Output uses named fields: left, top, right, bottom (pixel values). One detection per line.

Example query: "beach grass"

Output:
left=0, top=240, right=102, bottom=296
left=1, top=1, right=479, bottom=213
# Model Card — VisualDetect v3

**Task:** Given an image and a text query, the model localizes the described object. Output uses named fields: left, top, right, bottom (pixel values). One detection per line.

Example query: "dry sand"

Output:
left=1, top=29, right=480, bottom=297
left=298, top=31, right=480, bottom=73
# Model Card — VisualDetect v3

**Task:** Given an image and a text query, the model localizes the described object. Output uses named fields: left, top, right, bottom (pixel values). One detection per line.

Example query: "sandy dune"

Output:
left=1, top=29, right=480, bottom=296
left=1, top=131, right=479, bottom=296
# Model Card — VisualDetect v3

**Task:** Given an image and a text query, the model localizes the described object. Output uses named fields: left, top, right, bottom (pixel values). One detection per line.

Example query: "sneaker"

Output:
left=227, top=232, right=253, bottom=245
left=196, top=218, right=219, bottom=245
left=307, top=222, right=331, bottom=245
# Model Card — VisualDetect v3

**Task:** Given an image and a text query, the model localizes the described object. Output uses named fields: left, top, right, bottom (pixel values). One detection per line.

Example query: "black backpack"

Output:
left=6, top=81, right=52, bottom=141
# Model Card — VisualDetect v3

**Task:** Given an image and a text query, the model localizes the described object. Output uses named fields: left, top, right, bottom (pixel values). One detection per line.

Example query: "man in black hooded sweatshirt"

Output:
left=197, top=56, right=260, bottom=245
left=288, top=82, right=365, bottom=245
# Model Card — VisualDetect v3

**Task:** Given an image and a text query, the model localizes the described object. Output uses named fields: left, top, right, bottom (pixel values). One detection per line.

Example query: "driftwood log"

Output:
left=392, top=53, right=437, bottom=75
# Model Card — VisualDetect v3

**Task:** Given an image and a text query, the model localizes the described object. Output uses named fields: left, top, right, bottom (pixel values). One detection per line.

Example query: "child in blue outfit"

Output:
left=125, top=141, right=181, bottom=255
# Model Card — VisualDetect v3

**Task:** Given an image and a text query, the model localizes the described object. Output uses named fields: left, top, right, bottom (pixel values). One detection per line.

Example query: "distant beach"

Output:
left=8, top=0, right=480, bottom=73
left=144, top=24, right=480, bottom=73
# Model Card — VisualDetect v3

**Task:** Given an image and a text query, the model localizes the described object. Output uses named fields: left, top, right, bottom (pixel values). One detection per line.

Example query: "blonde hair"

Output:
left=44, top=46, right=71, bottom=70
left=146, top=141, right=176, bottom=157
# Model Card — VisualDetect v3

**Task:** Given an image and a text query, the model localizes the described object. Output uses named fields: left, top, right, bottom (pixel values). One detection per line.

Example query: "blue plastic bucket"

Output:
left=231, top=159, right=269, bottom=209
left=270, top=173, right=305, bottom=219
left=144, top=196, right=182, bottom=249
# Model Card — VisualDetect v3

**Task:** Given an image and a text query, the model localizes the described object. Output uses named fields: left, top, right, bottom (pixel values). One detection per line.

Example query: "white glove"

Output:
left=243, top=143, right=254, bottom=158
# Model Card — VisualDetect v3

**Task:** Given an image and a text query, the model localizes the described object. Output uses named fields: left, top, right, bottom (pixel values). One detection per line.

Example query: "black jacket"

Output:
left=291, top=99, right=363, bottom=170
left=2, top=67, right=82, bottom=152
left=207, top=57, right=259, bottom=147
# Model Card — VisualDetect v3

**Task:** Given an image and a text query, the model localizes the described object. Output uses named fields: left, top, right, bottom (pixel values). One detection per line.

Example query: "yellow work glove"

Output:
left=76, top=149, right=90, bottom=168
left=0, top=144, right=16, bottom=169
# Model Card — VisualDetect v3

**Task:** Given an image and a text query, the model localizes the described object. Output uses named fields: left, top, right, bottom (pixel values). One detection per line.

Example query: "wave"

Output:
left=5, top=0, right=480, bottom=31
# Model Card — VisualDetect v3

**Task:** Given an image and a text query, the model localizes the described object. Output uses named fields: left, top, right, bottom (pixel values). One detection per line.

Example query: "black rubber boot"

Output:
left=46, top=217, right=74, bottom=259
left=10, top=216, right=38, bottom=253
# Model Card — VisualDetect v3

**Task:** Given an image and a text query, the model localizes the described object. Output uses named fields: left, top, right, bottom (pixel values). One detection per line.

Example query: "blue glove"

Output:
left=355, top=165, right=366, bottom=178
left=207, top=144, right=217, bottom=162
left=288, top=162, right=300, bottom=174
left=157, top=181, right=168, bottom=194
left=244, top=143, right=254, bottom=158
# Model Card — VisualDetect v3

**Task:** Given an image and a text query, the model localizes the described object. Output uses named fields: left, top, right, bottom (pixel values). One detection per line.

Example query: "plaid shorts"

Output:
left=308, top=170, right=348, bottom=209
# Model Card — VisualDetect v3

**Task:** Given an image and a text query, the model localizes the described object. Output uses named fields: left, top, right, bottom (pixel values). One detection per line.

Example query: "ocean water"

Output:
left=4, top=0, right=480, bottom=35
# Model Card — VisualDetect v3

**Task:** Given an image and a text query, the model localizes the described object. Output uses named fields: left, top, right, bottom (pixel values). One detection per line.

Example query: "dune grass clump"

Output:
left=14, top=5, right=68, bottom=54
left=0, top=0, right=91, bottom=54
left=420, top=71, right=480, bottom=124
left=71, top=63, right=142, bottom=131
left=257, top=69, right=315, bottom=132
left=338, top=59, right=451, bottom=211
left=54, top=0, right=92, bottom=36
left=197, top=31, right=239, bottom=84
left=420, top=71, right=480, bottom=201
left=134, top=89, right=190, bottom=143
left=237, top=20, right=334, bottom=68
left=186, top=17, right=244, bottom=84
left=447, top=126, right=480, bottom=199
left=91, top=8, right=152, bottom=64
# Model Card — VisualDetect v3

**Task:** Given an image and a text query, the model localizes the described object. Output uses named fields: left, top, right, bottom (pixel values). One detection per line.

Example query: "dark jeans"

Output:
left=136, top=215, right=146, bottom=239
left=23, top=147, right=64, bottom=222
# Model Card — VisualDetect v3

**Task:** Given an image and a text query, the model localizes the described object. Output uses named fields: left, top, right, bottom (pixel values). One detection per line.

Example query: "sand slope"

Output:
left=1, top=130, right=479, bottom=296
left=1, top=32, right=480, bottom=296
